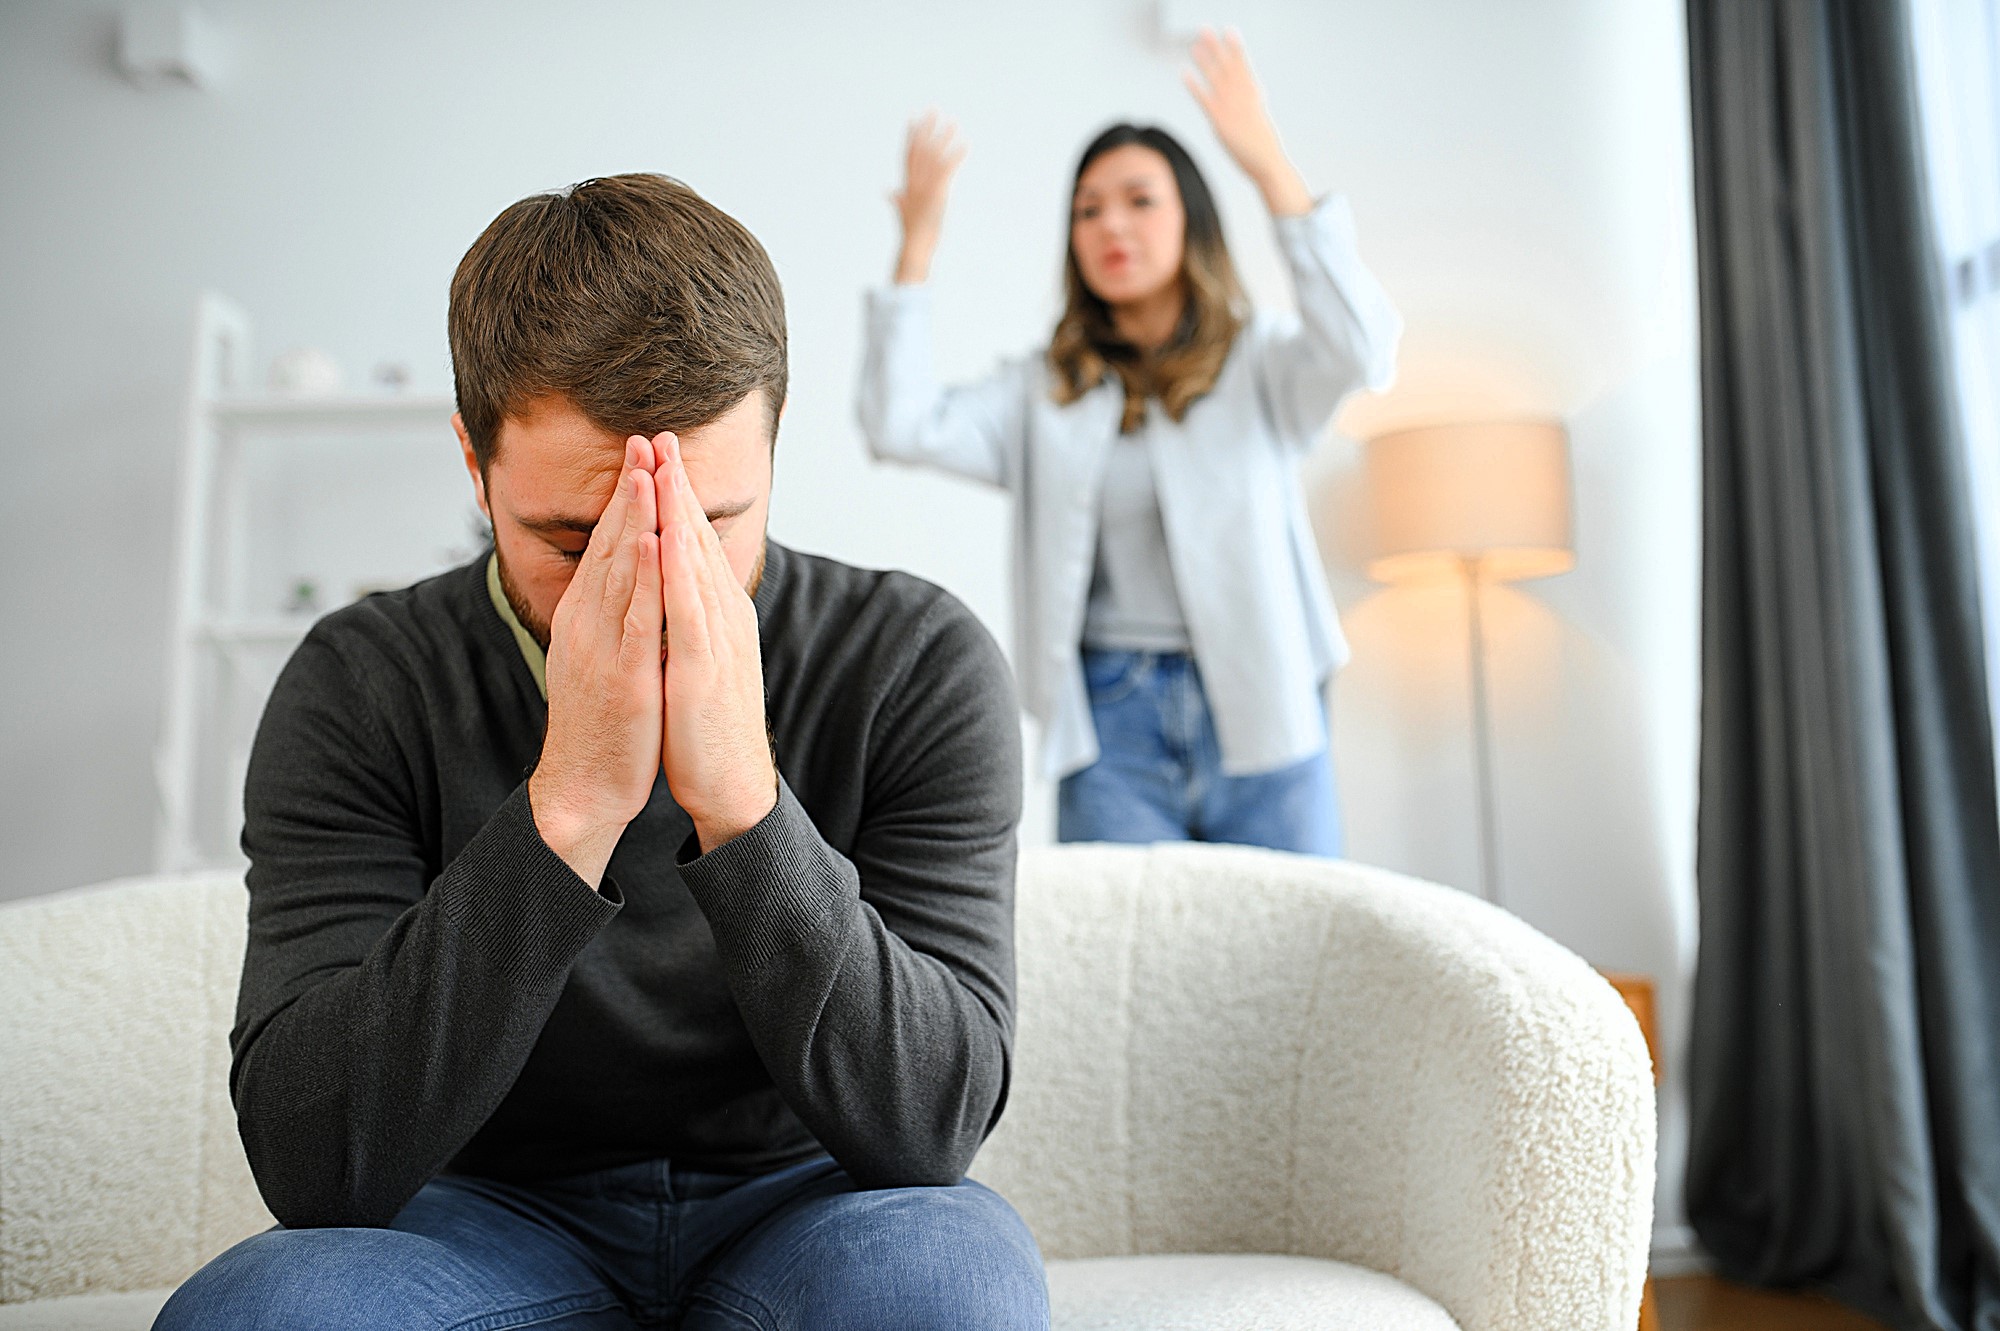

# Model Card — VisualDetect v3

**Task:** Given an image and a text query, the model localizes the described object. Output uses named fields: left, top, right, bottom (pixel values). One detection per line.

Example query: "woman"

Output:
left=858, top=29, right=1401, bottom=855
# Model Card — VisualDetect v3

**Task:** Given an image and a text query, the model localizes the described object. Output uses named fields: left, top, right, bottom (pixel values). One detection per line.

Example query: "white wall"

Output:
left=0, top=0, right=1700, bottom=1256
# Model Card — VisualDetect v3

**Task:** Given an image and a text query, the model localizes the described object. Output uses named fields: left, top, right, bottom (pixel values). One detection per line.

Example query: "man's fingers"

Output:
left=590, top=468, right=634, bottom=561
left=661, top=511, right=713, bottom=660
left=598, top=469, right=649, bottom=617
left=645, top=432, right=676, bottom=478
left=620, top=532, right=663, bottom=670
left=592, top=451, right=632, bottom=555
left=655, top=441, right=710, bottom=654
left=566, top=465, right=634, bottom=614
left=633, top=454, right=660, bottom=538
left=604, top=439, right=663, bottom=632
left=650, top=446, right=676, bottom=606
left=664, top=438, right=731, bottom=621
left=656, top=433, right=688, bottom=531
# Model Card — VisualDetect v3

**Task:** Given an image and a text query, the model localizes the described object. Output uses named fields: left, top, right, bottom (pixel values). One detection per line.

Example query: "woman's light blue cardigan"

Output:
left=858, top=195, right=1402, bottom=782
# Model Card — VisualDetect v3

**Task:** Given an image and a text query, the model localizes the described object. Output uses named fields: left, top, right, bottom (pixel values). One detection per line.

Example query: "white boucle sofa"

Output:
left=0, top=842, right=1655, bottom=1330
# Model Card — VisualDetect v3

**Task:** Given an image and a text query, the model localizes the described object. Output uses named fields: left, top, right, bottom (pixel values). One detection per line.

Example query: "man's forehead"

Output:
left=497, top=399, right=624, bottom=469
left=488, top=441, right=621, bottom=533
left=491, top=394, right=769, bottom=527
left=497, top=392, right=765, bottom=460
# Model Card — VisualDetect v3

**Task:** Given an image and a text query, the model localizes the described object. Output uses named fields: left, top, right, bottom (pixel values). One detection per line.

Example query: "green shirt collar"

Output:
left=486, top=553, right=547, bottom=700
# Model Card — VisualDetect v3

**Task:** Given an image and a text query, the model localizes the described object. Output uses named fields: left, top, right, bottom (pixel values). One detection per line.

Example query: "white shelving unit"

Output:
left=154, top=294, right=481, bottom=871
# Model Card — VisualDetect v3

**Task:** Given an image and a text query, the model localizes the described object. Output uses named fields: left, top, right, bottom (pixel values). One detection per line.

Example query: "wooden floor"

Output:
left=1655, top=1274, right=1893, bottom=1330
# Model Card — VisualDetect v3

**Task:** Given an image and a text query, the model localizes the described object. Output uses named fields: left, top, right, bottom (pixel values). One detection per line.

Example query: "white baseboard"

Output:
left=1650, top=1221, right=1711, bottom=1277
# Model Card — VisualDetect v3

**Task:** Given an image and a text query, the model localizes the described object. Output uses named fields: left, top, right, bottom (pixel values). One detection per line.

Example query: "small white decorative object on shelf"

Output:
left=267, top=346, right=344, bottom=396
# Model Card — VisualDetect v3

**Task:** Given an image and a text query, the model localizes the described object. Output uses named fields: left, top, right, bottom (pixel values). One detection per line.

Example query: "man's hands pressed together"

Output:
left=528, top=434, right=665, bottom=889
left=653, top=430, right=779, bottom=856
left=528, top=431, right=777, bottom=890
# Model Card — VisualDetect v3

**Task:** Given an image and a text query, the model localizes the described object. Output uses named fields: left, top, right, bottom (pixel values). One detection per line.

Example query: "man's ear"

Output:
left=453, top=412, right=490, bottom=519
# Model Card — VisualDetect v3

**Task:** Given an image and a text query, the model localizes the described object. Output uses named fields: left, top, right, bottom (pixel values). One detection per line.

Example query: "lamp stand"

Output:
left=1460, top=556, right=1503, bottom=906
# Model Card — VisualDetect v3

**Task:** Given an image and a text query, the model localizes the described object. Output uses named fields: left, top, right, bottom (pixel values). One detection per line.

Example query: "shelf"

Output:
left=158, top=297, right=468, bottom=872
left=210, top=393, right=457, bottom=431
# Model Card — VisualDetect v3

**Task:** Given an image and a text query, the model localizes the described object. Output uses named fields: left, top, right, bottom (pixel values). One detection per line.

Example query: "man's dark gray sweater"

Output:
left=231, top=539, right=1023, bottom=1229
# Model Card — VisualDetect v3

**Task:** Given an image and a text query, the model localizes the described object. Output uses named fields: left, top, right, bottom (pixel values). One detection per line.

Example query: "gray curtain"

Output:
left=1686, top=0, right=2000, bottom=1326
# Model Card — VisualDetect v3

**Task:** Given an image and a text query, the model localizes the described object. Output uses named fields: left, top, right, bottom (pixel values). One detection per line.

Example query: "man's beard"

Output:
left=496, top=549, right=554, bottom=650
left=495, top=539, right=766, bottom=654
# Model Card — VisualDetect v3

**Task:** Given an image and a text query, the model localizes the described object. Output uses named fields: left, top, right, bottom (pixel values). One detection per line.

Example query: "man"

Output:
left=155, top=174, right=1048, bottom=1330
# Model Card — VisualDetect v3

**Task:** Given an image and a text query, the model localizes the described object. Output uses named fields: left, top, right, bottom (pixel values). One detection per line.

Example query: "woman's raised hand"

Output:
left=891, top=111, right=967, bottom=285
left=1183, top=28, right=1313, bottom=217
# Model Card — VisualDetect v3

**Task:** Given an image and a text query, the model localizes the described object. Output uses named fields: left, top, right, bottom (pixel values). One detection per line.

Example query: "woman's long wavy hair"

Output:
left=1048, top=124, right=1246, bottom=434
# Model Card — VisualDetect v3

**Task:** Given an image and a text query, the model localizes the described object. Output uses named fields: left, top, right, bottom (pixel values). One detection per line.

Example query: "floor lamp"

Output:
left=1362, top=421, right=1574, bottom=907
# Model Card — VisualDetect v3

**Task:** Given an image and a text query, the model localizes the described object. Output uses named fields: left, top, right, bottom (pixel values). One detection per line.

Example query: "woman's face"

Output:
left=1069, top=144, right=1187, bottom=308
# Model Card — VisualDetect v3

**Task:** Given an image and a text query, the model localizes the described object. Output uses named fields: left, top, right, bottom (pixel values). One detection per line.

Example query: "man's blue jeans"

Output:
left=153, top=1155, right=1048, bottom=1330
left=1057, top=649, right=1343, bottom=857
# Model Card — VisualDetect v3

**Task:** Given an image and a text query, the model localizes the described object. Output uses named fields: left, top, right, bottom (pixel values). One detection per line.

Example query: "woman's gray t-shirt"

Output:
left=1082, top=426, right=1195, bottom=654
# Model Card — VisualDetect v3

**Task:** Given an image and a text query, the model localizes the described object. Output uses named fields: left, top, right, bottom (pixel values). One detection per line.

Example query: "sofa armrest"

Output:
left=1285, top=874, right=1656, bottom=1331
left=979, top=844, right=1653, bottom=1331
left=0, top=874, right=269, bottom=1304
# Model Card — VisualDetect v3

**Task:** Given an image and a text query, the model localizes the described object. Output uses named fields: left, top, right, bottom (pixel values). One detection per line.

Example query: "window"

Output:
left=1911, top=0, right=2000, bottom=740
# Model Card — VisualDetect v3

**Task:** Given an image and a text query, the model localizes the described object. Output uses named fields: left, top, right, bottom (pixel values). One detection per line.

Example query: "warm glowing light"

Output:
left=1364, top=421, right=1575, bottom=584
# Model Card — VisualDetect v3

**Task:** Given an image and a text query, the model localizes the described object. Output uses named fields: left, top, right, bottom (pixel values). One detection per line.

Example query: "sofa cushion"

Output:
left=1049, top=1253, right=1459, bottom=1330
left=0, top=1259, right=1457, bottom=1331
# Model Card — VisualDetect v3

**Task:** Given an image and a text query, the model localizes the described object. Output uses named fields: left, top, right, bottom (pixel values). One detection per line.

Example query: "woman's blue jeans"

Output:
left=1057, top=649, right=1343, bottom=857
left=153, top=1155, right=1048, bottom=1330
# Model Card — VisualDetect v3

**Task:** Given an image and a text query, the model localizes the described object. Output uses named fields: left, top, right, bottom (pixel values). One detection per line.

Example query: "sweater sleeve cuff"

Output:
left=865, top=284, right=932, bottom=335
left=431, top=782, right=622, bottom=980
left=867, top=283, right=930, bottom=308
left=674, top=778, right=855, bottom=969
left=1273, top=193, right=1358, bottom=257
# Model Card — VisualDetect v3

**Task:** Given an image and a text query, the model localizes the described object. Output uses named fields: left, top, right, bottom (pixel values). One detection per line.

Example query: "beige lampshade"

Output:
left=1363, top=420, right=1575, bottom=583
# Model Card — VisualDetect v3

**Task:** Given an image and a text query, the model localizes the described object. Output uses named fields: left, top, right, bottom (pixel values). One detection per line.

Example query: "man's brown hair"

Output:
left=449, top=173, right=787, bottom=469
